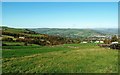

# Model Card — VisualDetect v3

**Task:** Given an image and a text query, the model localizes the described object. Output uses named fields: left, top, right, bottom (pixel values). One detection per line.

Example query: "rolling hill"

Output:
left=92, top=28, right=118, bottom=35
left=2, top=26, right=81, bottom=46
left=29, top=28, right=107, bottom=39
left=2, top=26, right=118, bottom=39
left=29, top=28, right=118, bottom=39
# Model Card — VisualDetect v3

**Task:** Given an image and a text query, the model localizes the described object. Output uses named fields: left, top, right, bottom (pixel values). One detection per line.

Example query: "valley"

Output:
left=1, top=26, right=119, bottom=73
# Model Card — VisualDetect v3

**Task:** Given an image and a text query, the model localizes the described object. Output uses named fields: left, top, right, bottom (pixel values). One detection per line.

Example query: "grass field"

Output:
left=2, top=41, right=40, bottom=46
left=2, top=43, right=118, bottom=73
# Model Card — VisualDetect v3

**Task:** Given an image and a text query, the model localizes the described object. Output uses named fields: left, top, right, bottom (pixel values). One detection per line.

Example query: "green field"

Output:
left=2, top=41, right=40, bottom=46
left=2, top=43, right=118, bottom=73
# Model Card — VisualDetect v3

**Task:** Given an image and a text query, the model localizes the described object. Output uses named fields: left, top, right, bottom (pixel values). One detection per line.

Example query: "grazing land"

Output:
left=1, top=27, right=119, bottom=73
left=2, top=43, right=118, bottom=73
left=2, top=2, right=119, bottom=74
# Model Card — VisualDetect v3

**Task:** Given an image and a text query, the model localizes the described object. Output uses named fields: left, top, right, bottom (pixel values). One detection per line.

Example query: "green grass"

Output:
left=26, top=34, right=44, bottom=37
left=2, top=43, right=118, bottom=73
left=3, top=41, right=40, bottom=46
left=2, top=27, right=44, bottom=37
left=2, top=45, right=73, bottom=58
left=2, top=27, right=26, bottom=33
left=3, top=41, right=25, bottom=46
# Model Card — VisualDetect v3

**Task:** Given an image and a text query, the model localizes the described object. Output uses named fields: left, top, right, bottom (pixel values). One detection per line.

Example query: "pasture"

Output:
left=2, top=43, right=118, bottom=73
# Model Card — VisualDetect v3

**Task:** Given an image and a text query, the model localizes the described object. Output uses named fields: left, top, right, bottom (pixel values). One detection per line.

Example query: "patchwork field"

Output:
left=2, top=43, right=118, bottom=73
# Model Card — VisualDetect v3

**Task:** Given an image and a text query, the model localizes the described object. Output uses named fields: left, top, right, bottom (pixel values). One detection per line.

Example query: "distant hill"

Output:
left=92, top=28, right=118, bottom=35
left=30, top=28, right=118, bottom=39
left=2, top=26, right=117, bottom=39
left=29, top=28, right=106, bottom=39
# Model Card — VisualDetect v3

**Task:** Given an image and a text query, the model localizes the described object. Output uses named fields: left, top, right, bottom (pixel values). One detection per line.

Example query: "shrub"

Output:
left=2, top=37, right=13, bottom=42
left=24, top=42, right=28, bottom=46
left=111, top=35, right=118, bottom=42
left=2, top=43, right=8, bottom=46
left=104, top=39, right=111, bottom=44
left=110, top=43, right=120, bottom=50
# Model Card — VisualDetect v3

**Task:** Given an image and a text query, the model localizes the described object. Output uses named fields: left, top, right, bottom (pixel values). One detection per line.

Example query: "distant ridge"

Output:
left=29, top=28, right=105, bottom=38
left=2, top=26, right=117, bottom=38
left=92, top=28, right=118, bottom=35
left=29, top=28, right=118, bottom=39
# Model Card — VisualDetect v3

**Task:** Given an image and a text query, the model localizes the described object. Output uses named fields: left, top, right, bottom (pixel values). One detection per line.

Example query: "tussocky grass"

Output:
left=2, top=43, right=118, bottom=73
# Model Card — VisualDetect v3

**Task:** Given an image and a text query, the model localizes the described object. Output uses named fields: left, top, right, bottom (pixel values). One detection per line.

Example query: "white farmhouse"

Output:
left=81, top=41, right=87, bottom=43
left=99, top=41, right=104, bottom=43
left=19, top=36, right=25, bottom=39
left=111, top=42, right=118, bottom=44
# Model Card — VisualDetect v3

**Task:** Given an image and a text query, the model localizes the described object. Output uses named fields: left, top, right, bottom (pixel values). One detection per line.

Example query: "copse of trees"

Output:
left=24, top=29, right=37, bottom=34
left=104, top=39, right=111, bottom=44
left=110, top=43, right=120, bottom=50
left=118, top=36, right=120, bottom=43
left=103, top=35, right=118, bottom=44
left=111, top=35, right=118, bottom=42
left=2, top=37, right=14, bottom=42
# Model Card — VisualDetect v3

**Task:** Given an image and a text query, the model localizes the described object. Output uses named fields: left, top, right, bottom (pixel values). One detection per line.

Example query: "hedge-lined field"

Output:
left=2, top=43, right=118, bottom=73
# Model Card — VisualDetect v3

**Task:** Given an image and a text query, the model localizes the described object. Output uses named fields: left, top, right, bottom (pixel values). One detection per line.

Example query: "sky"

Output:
left=2, top=2, right=118, bottom=28
left=2, top=0, right=120, bottom=2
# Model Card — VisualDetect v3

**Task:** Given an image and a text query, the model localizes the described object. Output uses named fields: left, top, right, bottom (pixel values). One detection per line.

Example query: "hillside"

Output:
left=2, top=27, right=81, bottom=46
left=30, top=28, right=105, bottom=39
left=92, top=28, right=118, bottom=35
left=2, top=26, right=44, bottom=37
left=3, top=43, right=118, bottom=73
left=2, top=27, right=118, bottom=73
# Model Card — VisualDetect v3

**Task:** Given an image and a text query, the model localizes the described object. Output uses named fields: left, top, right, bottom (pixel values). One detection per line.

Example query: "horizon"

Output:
left=2, top=2, right=118, bottom=28
left=1, top=26, right=118, bottom=29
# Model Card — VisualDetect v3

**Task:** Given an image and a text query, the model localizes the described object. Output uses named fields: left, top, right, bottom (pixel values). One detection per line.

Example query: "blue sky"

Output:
left=2, top=2, right=118, bottom=28
left=2, top=0, right=120, bottom=2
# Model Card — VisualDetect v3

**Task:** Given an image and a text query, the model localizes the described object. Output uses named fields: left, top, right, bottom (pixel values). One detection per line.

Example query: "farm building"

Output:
left=81, top=41, right=87, bottom=43
left=19, top=36, right=25, bottom=39
left=83, top=35, right=107, bottom=43
left=94, top=41, right=104, bottom=43
left=111, top=42, right=118, bottom=44
left=89, top=35, right=106, bottom=41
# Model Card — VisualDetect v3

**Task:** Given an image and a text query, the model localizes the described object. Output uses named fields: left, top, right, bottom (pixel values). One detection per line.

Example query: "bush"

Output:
left=2, top=37, right=13, bottom=42
left=104, top=39, right=111, bottom=44
left=111, top=35, right=118, bottom=42
left=110, top=43, right=120, bottom=50
left=2, top=43, right=8, bottom=46
left=24, top=42, right=28, bottom=46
